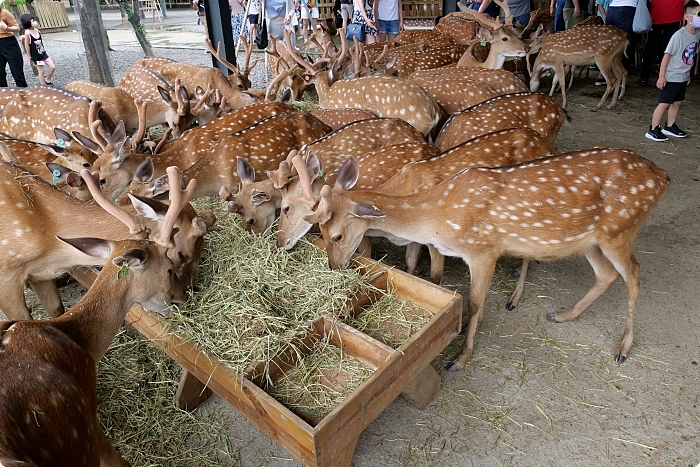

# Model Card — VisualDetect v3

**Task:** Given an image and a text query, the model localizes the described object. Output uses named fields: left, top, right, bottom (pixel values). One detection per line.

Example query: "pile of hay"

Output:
left=98, top=328, right=238, bottom=467
left=165, top=198, right=432, bottom=417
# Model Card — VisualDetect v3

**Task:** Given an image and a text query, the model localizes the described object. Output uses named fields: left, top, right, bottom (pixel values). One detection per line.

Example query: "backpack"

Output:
left=254, top=15, right=268, bottom=49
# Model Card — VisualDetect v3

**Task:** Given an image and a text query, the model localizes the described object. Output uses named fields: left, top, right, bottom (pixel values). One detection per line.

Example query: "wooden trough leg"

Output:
left=399, top=364, right=441, bottom=410
left=318, top=436, right=360, bottom=467
left=175, top=368, right=213, bottom=411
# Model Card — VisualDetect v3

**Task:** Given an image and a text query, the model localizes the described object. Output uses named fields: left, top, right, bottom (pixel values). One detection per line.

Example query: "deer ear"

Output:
left=335, top=156, right=359, bottom=191
left=237, top=157, right=256, bottom=185
left=478, top=27, right=493, bottom=42
left=112, top=248, right=149, bottom=269
left=110, top=121, right=127, bottom=147
left=71, top=131, right=102, bottom=154
left=306, top=151, right=322, bottom=180
left=129, top=194, right=169, bottom=221
left=178, top=84, right=190, bottom=104
left=195, top=85, right=205, bottom=98
left=352, top=203, right=385, bottom=219
left=385, top=55, right=398, bottom=69
left=251, top=189, right=272, bottom=205
left=65, top=172, right=84, bottom=188
left=54, top=128, right=74, bottom=146
left=150, top=174, right=171, bottom=197
left=134, top=157, right=154, bottom=183
left=46, top=162, right=70, bottom=181
left=158, top=85, right=173, bottom=104
left=57, top=236, right=112, bottom=259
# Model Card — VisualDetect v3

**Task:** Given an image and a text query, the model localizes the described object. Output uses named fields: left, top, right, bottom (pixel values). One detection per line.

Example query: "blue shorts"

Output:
left=378, top=19, right=399, bottom=35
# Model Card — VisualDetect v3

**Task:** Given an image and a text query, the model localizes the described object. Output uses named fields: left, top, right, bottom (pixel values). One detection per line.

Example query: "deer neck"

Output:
left=50, top=260, right=136, bottom=364
left=483, top=52, right=508, bottom=70
left=314, top=74, right=333, bottom=108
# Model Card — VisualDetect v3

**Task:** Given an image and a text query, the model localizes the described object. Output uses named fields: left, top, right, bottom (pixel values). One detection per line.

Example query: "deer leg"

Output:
left=555, top=64, right=568, bottom=109
left=404, top=242, right=423, bottom=275
left=593, top=61, right=616, bottom=111
left=0, top=279, right=33, bottom=320
left=27, top=279, right=65, bottom=318
left=599, top=243, right=640, bottom=364
left=427, top=244, right=445, bottom=285
left=447, top=255, right=497, bottom=372
left=96, top=423, right=130, bottom=467
left=615, top=57, right=628, bottom=100
left=506, top=258, right=529, bottom=311
left=567, top=65, right=575, bottom=91
left=357, top=236, right=372, bottom=257
left=547, top=245, right=618, bottom=324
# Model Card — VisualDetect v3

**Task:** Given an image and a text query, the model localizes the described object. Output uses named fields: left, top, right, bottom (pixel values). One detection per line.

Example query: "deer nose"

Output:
left=177, top=252, right=190, bottom=267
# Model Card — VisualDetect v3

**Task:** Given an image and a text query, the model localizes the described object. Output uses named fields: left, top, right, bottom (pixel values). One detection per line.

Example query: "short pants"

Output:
left=658, top=81, right=687, bottom=104
left=378, top=19, right=399, bottom=34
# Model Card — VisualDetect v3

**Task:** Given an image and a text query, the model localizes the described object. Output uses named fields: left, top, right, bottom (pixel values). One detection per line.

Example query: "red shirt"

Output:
left=650, top=0, right=683, bottom=25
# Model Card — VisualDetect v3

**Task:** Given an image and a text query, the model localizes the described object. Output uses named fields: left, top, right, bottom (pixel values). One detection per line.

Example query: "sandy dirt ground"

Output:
left=195, top=75, right=700, bottom=467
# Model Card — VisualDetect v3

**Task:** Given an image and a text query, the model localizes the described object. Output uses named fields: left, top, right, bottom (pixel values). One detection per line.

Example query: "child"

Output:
left=645, top=0, right=700, bottom=142
left=21, top=14, right=54, bottom=86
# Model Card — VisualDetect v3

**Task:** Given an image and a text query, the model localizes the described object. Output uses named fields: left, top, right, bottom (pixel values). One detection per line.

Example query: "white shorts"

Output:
left=34, top=57, right=54, bottom=67
left=300, top=6, right=319, bottom=19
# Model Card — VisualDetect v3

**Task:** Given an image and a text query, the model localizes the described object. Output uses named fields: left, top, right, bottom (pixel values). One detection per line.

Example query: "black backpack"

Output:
left=255, top=18, right=268, bottom=49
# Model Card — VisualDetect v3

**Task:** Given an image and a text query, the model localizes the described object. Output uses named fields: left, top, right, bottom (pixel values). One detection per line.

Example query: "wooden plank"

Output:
left=398, top=364, right=441, bottom=410
left=175, top=369, right=213, bottom=411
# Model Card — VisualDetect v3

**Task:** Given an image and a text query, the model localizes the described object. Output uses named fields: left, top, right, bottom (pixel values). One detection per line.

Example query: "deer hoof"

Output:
left=446, top=362, right=462, bottom=373
left=545, top=313, right=558, bottom=323
left=505, top=302, right=516, bottom=311
left=614, top=353, right=627, bottom=364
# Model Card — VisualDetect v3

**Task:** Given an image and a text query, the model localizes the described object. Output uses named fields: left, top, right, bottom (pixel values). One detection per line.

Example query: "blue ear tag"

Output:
left=479, top=37, right=487, bottom=47
left=56, top=138, right=67, bottom=149
left=52, top=169, right=62, bottom=183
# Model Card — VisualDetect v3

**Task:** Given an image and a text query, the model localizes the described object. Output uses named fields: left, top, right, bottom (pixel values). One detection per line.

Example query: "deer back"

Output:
left=434, top=92, right=567, bottom=151
left=382, top=44, right=469, bottom=78
left=434, top=14, right=481, bottom=43
left=0, top=237, right=186, bottom=465
left=67, top=80, right=141, bottom=134
left=395, top=30, right=456, bottom=47
left=378, top=128, right=557, bottom=195
left=117, top=102, right=297, bottom=202
left=152, top=112, right=332, bottom=200
left=314, top=75, right=443, bottom=138
left=409, top=67, right=529, bottom=95
left=0, top=86, right=20, bottom=113
left=310, top=108, right=378, bottom=130
left=416, top=77, right=501, bottom=114
left=0, top=88, right=116, bottom=145
left=311, top=148, right=669, bottom=274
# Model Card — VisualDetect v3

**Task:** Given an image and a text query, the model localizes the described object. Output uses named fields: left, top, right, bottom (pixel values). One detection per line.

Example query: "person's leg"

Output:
left=554, top=0, right=566, bottom=32
left=651, top=102, right=669, bottom=129
left=0, top=46, right=9, bottom=88
left=563, top=7, right=574, bottom=29
left=387, top=19, right=399, bottom=42
left=36, top=64, right=46, bottom=85
left=667, top=100, right=682, bottom=126
left=45, top=59, right=56, bottom=83
left=5, top=40, right=27, bottom=87
left=377, top=19, right=387, bottom=42
left=639, top=24, right=662, bottom=84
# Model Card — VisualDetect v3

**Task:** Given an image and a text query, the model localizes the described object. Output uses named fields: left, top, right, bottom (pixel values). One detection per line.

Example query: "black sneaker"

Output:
left=661, top=122, right=688, bottom=138
left=645, top=125, right=668, bottom=142
left=595, top=76, right=606, bottom=86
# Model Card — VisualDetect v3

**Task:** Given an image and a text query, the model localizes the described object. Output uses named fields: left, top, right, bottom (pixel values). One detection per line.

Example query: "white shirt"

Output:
left=377, top=0, right=399, bottom=21
left=608, top=0, right=637, bottom=7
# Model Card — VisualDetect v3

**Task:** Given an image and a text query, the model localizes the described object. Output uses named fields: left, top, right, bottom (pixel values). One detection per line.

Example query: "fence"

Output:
left=16, top=1, right=70, bottom=30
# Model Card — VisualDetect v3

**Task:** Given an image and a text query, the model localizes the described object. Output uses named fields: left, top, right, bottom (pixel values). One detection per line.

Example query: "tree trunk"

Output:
left=119, top=0, right=154, bottom=57
left=76, top=0, right=115, bottom=86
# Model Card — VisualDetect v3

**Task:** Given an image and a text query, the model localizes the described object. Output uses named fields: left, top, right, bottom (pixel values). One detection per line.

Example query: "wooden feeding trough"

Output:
left=72, top=254, right=462, bottom=467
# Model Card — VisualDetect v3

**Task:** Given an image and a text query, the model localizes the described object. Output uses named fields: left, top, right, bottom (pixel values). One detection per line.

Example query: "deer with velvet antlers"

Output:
left=305, top=148, right=669, bottom=371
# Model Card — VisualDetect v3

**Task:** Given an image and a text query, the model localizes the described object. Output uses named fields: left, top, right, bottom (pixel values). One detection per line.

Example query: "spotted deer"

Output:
left=433, top=12, right=480, bottom=43
left=435, top=92, right=568, bottom=151
left=529, top=25, right=628, bottom=110
left=306, top=149, right=669, bottom=370
left=0, top=237, right=186, bottom=467
left=409, top=67, right=529, bottom=95
left=378, top=44, right=470, bottom=78
left=275, top=142, right=440, bottom=251
left=0, top=161, right=213, bottom=321
left=222, top=119, right=429, bottom=234
left=413, top=77, right=502, bottom=114
left=309, top=108, right=378, bottom=130
left=0, top=87, right=116, bottom=145
left=284, top=31, right=443, bottom=138
left=394, top=29, right=456, bottom=47
left=205, top=36, right=262, bottom=90
left=110, top=102, right=296, bottom=203
left=129, top=112, right=331, bottom=201
left=0, top=128, right=99, bottom=172
left=67, top=79, right=198, bottom=137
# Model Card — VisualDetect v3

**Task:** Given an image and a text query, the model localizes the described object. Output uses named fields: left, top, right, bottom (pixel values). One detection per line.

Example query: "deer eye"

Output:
left=246, top=218, right=255, bottom=225
left=502, top=37, right=508, bottom=42
left=100, top=179, right=106, bottom=185
left=282, top=206, right=290, bottom=214
left=332, top=234, right=342, bottom=243
left=83, top=163, right=90, bottom=168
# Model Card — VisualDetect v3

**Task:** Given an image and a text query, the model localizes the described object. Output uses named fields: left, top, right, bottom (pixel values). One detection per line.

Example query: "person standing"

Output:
left=21, top=15, right=55, bottom=86
left=563, top=0, right=589, bottom=29
left=340, top=0, right=353, bottom=32
left=375, top=0, right=403, bottom=42
left=230, top=0, right=248, bottom=39
left=638, top=0, right=684, bottom=86
left=604, top=0, right=638, bottom=67
left=470, top=0, right=498, bottom=19
left=352, top=0, right=377, bottom=44
left=300, top=0, right=319, bottom=42
left=551, top=0, right=567, bottom=31
left=248, top=0, right=260, bottom=43
left=478, top=0, right=531, bottom=31
left=0, top=4, right=26, bottom=87
left=645, top=0, right=700, bottom=141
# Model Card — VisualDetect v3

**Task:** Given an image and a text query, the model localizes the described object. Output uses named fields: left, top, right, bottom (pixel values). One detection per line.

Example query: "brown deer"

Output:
left=284, top=30, right=443, bottom=138
left=223, top=119, right=429, bottom=234
left=0, top=87, right=116, bottom=145
left=413, top=77, right=502, bottom=114
left=309, top=108, right=378, bottom=130
left=409, top=67, right=529, bottom=95
left=529, top=25, right=628, bottom=110
left=394, top=29, right=456, bottom=47
left=67, top=79, right=199, bottom=137
left=129, top=112, right=331, bottom=201
left=378, top=44, right=470, bottom=78
left=205, top=36, right=262, bottom=90
left=305, top=149, right=669, bottom=371
left=434, top=92, right=568, bottom=151
left=109, top=102, right=296, bottom=203
left=433, top=13, right=481, bottom=43
left=0, top=161, right=213, bottom=320
left=0, top=128, right=99, bottom=172
left=0, top=236, right=186, bottom=467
